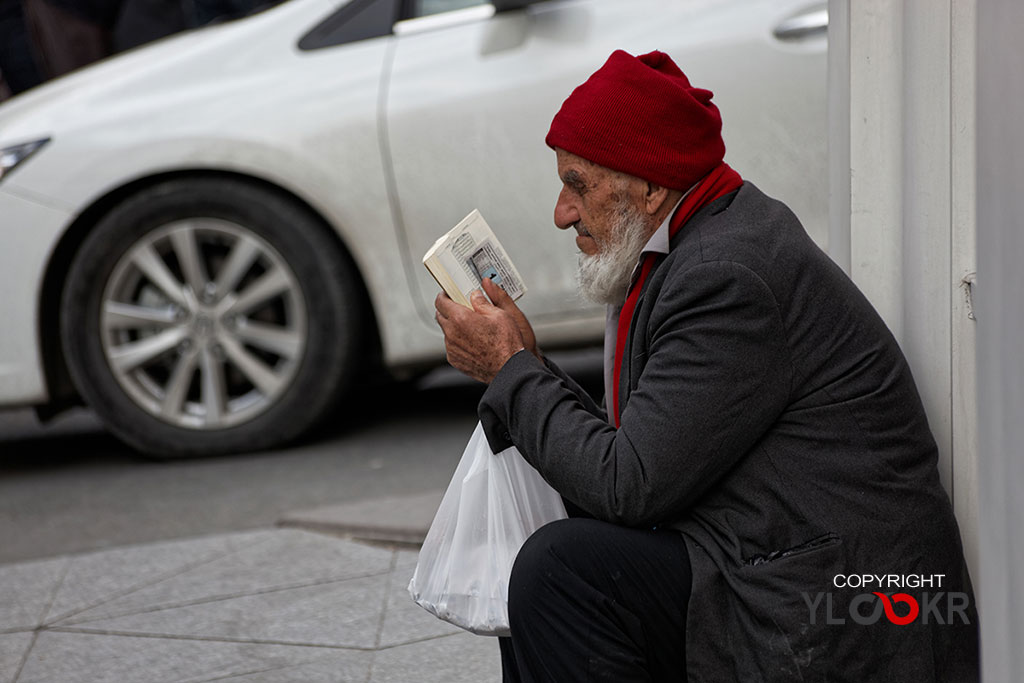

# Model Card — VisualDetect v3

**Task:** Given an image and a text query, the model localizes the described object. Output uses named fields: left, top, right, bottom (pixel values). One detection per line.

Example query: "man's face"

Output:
left=553, top=149, right=656, bottom=305
left=554, top=149, right=638, bottom=256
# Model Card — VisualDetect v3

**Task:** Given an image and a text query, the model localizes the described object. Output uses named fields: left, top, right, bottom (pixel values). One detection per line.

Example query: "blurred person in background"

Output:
left=0, top=0, right=44, bottom=98
left=1, top=0, right=265, bottom=101
left=22, top=0, right=119, bottom=78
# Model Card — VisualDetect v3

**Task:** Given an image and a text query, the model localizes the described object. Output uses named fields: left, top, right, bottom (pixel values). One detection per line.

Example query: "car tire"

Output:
left=61, top=177, right=365, bottom=457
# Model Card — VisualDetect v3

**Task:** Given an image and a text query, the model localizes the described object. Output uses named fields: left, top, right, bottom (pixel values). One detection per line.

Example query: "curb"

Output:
left=277, top=489, right=444, bottom=546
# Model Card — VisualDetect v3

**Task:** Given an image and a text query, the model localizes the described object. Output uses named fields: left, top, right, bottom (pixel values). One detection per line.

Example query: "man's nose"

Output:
left=553, top=190, right=578, bottom=230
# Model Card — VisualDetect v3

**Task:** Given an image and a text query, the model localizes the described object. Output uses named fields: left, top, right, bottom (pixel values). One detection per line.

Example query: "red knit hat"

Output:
left=545, top=50, right=725, bottom=191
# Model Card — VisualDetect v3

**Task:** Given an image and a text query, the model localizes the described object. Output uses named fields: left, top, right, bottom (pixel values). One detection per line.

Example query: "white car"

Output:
left=0, top=0, right=827, bottom=456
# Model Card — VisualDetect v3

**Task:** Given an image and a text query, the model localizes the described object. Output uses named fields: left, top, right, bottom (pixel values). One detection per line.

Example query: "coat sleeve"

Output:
left=541, top=355, right=608, bottom=421
left=479, top=352, right=607, bottom=453
left=478, top=260, right=792, bottom=527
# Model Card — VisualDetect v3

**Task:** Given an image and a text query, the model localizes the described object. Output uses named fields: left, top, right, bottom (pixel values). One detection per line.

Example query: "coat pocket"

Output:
left=742, top=532, right=841, bottom=567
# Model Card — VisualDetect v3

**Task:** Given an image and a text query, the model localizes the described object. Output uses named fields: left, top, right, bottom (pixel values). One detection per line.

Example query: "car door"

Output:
left=384, top=0, right=828, bottom=342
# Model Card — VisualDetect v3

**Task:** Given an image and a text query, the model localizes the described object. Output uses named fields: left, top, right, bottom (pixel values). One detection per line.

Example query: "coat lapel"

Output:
left=614, top=186, right=739, bottom=426
left=617, top=256, right=661, bottom=422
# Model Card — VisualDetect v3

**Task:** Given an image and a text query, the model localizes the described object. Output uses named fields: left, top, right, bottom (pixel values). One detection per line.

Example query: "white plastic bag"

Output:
left=407, top=421, right=567, bottom=636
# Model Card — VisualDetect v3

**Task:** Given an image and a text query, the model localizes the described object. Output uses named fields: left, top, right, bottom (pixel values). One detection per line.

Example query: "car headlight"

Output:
left=0, top=138, right=50, bottom=183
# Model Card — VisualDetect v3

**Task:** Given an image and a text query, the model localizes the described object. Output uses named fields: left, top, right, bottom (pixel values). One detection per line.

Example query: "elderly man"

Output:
left=434, top=50, right=978, bottom=682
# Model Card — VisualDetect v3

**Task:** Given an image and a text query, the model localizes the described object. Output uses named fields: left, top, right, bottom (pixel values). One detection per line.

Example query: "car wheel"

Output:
left=61, top=178, right=365, bottom=457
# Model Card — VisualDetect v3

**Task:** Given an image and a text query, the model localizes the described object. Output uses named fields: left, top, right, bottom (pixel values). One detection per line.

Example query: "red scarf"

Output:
left=611, top=162, right=742, bottom=427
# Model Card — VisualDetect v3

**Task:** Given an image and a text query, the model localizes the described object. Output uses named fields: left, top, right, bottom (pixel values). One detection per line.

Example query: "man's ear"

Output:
left=643, top=181, right=672, bottom=216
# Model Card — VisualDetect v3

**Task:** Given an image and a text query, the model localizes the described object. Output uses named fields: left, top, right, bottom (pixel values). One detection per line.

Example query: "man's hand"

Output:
left=479, top=277, right=540, bottom=360
left=434, top=279, right=538, bottom=384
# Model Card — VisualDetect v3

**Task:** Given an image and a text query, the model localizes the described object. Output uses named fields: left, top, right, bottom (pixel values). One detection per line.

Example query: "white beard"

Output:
left=576, top=204, right=651, bottom=306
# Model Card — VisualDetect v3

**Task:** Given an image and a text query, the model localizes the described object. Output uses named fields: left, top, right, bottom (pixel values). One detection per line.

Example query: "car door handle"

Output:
left=773, top=7, right=828, bottom=41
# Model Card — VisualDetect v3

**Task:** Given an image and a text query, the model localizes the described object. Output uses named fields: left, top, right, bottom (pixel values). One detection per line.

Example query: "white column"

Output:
left=827, top=0, right=978, bottom=577
left=950, top=0, right=979, bottom=584
left=975, top=0, right=1024, bottom=678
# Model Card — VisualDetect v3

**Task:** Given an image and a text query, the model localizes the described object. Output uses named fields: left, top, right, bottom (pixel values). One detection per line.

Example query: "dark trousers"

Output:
left=499, top=518, right=692, bottom=682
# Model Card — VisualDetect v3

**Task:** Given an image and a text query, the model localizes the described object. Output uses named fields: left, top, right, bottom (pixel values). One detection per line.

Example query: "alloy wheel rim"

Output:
left=100, top=219, right=308, bottom=430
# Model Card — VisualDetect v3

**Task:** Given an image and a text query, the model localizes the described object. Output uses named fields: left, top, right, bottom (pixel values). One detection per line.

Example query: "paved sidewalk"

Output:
left=0, top=523, right=500, bottom=682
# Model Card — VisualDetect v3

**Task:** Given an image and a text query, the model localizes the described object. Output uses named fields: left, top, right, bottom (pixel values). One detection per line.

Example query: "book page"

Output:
left=436, top=233, right=485, bottom=299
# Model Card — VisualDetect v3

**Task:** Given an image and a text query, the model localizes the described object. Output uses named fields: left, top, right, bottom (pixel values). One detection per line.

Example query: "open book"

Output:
left=423, top=209, right=527, bottom=308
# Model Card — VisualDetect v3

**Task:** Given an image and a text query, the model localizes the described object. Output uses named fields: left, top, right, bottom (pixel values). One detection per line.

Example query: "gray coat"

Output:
left=479, top=182, right=978, bottom=681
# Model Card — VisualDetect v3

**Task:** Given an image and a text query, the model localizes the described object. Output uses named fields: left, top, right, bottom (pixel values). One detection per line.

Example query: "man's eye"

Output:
left=561, top=172, right=587, bottom=196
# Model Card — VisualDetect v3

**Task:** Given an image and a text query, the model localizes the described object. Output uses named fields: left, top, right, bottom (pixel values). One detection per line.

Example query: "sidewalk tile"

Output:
left=0, top=557, right=67, bottom=631
left=0, top=631, right=34, bottom=683
left=16, top=630, right=372, bottom=683
left=378, top=566, right=461, bottom=648
left=45, top=533, right=262, bottom=624
left=188, top=650, right=373, bottom=683
left=58, top=531, right=393, bottom=626
left=394, top=549, right=419, bottom=572
left=370, top=632, right=500, bottom=683
left=58, top=573, right=390, bottom=649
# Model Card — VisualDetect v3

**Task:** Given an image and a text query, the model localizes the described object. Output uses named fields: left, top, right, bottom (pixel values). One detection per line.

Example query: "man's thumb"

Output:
left=470, top=289, right=493, bottom=313
left=482, top=277, right=511, bottom=308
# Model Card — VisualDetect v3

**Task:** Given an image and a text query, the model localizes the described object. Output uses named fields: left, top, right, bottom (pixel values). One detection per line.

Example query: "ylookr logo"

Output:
left=802, top=574, right=972, bottom=626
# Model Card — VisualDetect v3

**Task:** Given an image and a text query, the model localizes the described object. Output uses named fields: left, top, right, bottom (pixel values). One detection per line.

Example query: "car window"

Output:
left=412, top=0, right=488, bottom=19
left=298, top=0, right=489, bottom=50
left=298, top=0, right=401, bottom=50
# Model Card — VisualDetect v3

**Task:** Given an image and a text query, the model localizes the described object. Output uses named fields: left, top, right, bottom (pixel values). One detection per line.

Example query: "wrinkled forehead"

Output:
left=555, top=148, right=619, bottom=183
left=556, top=150, right=642, bottom=203
left=556, top=147, right=596, bottom=168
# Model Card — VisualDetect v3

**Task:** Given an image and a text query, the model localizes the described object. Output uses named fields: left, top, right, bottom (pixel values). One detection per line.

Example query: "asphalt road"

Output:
left=0, top=349, right=603, bottom=564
